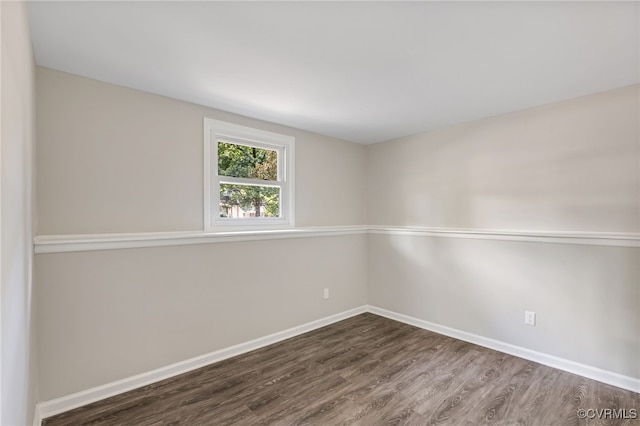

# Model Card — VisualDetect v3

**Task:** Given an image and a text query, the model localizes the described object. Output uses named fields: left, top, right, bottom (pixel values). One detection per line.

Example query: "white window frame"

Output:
left=204, top=118, right=295, bottom=232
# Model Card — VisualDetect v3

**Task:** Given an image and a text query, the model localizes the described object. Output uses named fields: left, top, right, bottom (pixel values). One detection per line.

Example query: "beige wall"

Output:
left=35, top=68, right=369, bottom=400
left=369, top=235, right=639, bottom=378
left=367, top=86, right=640, bottom=232
left=37, top=235, right=367, bottom=400
left=367, top=86, right=640, bottom=380
left=1, top=1, right=38, bottom=425
left=36, top=67, right=366, bottom=234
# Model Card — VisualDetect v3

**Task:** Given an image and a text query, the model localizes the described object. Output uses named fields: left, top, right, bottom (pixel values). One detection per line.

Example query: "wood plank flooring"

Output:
left=43, top=313, right=640, bottom=425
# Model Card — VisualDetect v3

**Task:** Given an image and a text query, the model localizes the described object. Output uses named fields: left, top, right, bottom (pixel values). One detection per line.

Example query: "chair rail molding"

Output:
left=34, top=226, right=639, bottom=253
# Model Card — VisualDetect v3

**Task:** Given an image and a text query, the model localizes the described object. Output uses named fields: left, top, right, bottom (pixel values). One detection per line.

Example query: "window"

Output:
left=204, top=118, right=294, bottom=231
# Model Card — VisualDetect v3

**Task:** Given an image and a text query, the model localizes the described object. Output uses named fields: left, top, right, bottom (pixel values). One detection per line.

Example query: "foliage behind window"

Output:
left=218, top=142, right=277, bottom=181
left=218, top=142, right=279, bottom=218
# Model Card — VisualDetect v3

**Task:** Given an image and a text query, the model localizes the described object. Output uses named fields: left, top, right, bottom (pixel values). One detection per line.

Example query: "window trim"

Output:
left=204, top=118, right=295, bottom=232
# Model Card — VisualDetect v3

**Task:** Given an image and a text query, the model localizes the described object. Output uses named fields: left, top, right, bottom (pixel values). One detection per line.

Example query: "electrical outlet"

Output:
left=323, top=288, right=330, bottom=299
left=525, top=311, right=536, bottom=326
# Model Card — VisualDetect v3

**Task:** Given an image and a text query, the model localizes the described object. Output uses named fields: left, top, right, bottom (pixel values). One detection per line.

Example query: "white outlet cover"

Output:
left=525, top=311, right=536, bottom=326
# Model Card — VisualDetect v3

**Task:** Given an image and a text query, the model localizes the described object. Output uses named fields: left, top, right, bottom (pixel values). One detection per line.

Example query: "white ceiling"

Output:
left=28, top=1, right=639, bottom=144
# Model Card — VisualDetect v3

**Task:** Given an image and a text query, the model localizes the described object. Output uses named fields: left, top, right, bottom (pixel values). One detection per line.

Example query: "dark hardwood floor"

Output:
left=43, top=313, right=640, bottom=425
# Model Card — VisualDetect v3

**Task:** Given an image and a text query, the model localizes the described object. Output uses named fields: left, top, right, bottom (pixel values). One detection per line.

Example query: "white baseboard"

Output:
left=35, top=304, right=639, bottom=424
left=32, top=406, right=42, bottom=426
left=35, top=306, right=367, bottom=423
left=367, top=305, right=640, bottom=394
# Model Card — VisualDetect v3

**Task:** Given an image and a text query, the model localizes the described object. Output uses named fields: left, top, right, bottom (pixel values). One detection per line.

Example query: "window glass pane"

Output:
left=219, top=183, right=280, bottom=218
left=218, top=142, right=278, bottom=181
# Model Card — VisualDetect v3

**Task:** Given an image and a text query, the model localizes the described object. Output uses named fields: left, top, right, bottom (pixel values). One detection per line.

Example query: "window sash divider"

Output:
left=218, top=176, right=282, bottom=187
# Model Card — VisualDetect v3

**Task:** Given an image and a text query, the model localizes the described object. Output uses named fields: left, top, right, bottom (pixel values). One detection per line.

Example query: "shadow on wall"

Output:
left=384, top=89, right=640, bottom=232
